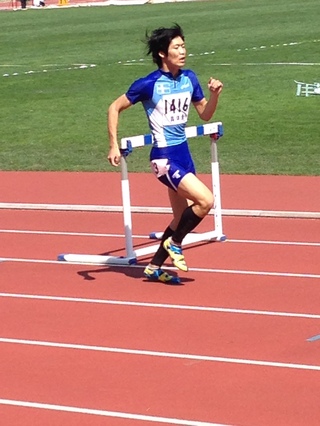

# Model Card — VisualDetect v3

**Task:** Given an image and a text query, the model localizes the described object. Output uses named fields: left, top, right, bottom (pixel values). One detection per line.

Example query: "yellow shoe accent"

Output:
left=163, top=238, right=188, bottom=272
left=144, top=266, right=180, bottom=284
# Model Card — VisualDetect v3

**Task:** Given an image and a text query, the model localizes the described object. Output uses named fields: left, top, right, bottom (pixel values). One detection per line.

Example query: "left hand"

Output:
left=208, top=77, right=223, bottom=95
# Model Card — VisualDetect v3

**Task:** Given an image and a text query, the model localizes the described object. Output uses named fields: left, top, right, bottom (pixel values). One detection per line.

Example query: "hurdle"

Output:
left=57, top=122, right=225, bottom=265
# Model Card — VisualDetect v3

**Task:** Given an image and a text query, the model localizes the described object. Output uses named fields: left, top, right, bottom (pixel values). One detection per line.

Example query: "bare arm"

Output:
left=193, top=77, right=223, bottom=122
left=107, top=94, right=132, bottom=166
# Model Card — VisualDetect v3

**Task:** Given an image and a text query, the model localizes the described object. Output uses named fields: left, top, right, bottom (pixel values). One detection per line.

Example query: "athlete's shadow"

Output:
left=76, top=241, right=196, bottom=285
left=77, top=262, right=194, bottom=286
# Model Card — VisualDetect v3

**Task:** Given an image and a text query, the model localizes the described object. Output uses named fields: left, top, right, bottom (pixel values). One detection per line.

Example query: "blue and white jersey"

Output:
left=126, top=69, right=204, bottom=148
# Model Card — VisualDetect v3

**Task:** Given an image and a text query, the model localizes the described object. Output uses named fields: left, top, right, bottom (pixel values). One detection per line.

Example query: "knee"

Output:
left=204, top=194, right=214, bottom=213
left=197, top=193, right=214, bottom=216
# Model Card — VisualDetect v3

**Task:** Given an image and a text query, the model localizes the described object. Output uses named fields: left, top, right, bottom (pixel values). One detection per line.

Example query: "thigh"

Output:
left=177, top=173, right=213, bottom=210
left=151, top=158, right=195, bottom=192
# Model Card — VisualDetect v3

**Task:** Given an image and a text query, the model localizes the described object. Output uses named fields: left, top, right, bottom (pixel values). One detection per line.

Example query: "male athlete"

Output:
left=108, top=24, right=223, bottom=284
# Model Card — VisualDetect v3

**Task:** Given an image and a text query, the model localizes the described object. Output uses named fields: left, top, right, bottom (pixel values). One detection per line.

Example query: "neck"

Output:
left=161, top=63, right=180, bottom=78
left=161, top=61, right=180, bottom=77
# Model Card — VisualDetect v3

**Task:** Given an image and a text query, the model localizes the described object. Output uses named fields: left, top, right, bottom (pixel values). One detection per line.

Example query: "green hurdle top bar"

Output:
left=120, top=122, right=223, bottom=152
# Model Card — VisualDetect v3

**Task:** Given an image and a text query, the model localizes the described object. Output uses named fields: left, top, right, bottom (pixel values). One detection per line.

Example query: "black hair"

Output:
left=145, top=23, right=184, bottom=68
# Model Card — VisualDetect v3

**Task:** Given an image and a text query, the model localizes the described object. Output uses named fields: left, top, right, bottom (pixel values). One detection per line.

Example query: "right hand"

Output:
left=108, top=145, right=121, bottom=167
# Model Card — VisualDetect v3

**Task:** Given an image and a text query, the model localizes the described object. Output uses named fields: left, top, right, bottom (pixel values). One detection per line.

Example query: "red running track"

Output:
left=0, top=172, right=320, bottom=426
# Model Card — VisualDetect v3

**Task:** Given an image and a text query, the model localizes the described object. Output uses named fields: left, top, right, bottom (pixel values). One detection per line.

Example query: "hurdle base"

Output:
left=57, top=253, right=137, bottom=265
left=149, top=231, right=227, bottom=243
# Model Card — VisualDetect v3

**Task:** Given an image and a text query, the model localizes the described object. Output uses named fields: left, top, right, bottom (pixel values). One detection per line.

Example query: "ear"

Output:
left=158, top=51, right=165, bottom=59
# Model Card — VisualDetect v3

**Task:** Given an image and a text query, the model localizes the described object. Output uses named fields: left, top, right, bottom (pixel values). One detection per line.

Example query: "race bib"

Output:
left=162, top=93, right=191, bottom=125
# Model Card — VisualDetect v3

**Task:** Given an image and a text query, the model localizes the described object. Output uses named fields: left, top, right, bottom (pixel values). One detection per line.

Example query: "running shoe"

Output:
left=163, top=237, right=188, bottom=272
left=144, top=266, right=180, bottom=284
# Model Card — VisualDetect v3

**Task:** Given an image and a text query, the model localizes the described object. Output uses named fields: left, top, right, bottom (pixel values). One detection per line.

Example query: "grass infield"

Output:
left=1, top=0, right=319, bottom=174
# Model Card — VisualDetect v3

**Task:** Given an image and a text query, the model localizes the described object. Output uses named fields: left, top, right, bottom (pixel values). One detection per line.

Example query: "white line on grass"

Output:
left=1, top=337, right=320, bottom=371
left=0, top=256, right=319, bottom=279
left=0, top=399, right=233, bottom=426
left=4, top=39, right=319, bottom=78
left=212, top=62, right=320, bottom=66
left=2, top=64, right=96, bottom=78
left=117, top=39, right=320, bottom=66
left=0, top=292, right=319, bottom=319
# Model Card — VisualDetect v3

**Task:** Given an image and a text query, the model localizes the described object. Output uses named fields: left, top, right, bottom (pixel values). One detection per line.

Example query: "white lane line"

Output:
left=1, top=337, right=320, bottom=371
left=1, top=203, right=320, bottom=219
left=1, top=292, right=319, bottom=319
left=0, top=229, right=319, bottom=247
left=0, top=229, right=127, bottom=238
left=0, top=257, right=319, bottom=279
left=0, top=398, right=234, bottom=426
left=189, top=267, right=320, bottom=279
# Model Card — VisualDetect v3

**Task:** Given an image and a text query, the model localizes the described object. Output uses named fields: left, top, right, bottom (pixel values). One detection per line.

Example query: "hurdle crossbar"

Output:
left=58, top=122, right=225, bottom=265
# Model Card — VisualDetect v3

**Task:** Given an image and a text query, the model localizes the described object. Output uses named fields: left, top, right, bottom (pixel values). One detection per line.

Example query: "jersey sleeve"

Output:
left=186, top=70, right=205, bottom=102
left=126, top=75, right=156, bottom=105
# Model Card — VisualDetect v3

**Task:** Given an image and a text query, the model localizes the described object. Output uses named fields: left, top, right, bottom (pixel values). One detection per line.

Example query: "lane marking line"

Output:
left=0, top=257, right=319, bottom=279
left=0, top=398, right=233, bottom=426
left=0, top=203, right=319, bottom=219
left=0, top=292, right=319, bottom=319
left=1, top=337, right=320, bottom=371
left=0, top=229, right=319, bottom=247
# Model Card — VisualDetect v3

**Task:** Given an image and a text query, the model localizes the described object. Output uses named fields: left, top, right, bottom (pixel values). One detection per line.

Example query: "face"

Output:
left=160, top=36, right=186, bottom=73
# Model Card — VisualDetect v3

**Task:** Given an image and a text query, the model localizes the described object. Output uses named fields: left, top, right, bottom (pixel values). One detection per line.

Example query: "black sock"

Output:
left=149, top=226, right=174, bottom=267
left=171, top=205, right=203, bottom=244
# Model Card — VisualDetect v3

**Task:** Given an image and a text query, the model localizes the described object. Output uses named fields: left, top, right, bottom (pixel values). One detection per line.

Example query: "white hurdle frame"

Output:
left=58, top=122, right=225, bottom=265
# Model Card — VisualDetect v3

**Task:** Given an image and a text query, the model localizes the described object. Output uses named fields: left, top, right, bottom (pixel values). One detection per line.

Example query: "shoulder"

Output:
left=181, top=69, right=200, bottom=84
left=130, top=69, right=163, bottom=90
left=126, top=69, right=162, bottom=103
left=180, top=69, right=204, bottom=101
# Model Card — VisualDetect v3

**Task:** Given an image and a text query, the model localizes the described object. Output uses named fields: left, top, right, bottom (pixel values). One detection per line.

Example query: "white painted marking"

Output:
left=1, top=337, right=320, bottom=371
left=0, top=202, right=319, bottom=219
left=189, top=267, right=320, bottom=280
left=0, top=256, right=319, bottom=278
left=1, top=292, right=319, bottom=319
left=212, top=63, right=320, bottom=66
left=0, top=398, right=233, bottom=426
left=118, top=39, right=320, bottom=67
left=1, top=229, right=319, bottom=247
left=2, top=64, right=96, bottom=78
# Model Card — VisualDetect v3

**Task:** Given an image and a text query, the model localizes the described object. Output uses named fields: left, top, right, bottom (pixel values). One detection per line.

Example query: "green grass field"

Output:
left=1, top=0, right=319, bottom=174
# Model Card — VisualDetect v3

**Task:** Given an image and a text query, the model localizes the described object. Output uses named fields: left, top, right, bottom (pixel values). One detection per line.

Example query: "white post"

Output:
left=210, top=136, right=224, bottom=240
left=120, top=155, right=135, bottom=259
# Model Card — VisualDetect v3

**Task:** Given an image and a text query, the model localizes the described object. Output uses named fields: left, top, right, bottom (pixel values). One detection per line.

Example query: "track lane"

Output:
left=1, top=172, right=320, bottom=426
left=0, top=342, right=319, bottom=426
left=0, top=297, right=319, bottom=365
left=1, top=261, right=319, bottom=314
left=1, top=230, right=319, bottom=275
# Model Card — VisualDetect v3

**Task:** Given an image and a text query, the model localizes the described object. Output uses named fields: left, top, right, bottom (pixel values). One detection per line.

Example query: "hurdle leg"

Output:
left=120, top=154, right=136, bottom=260
left=57, top=154, right=137, bottom=265
left=148, top=131, right=226, bottom=246
left=210, top=135, right=225, bottom=241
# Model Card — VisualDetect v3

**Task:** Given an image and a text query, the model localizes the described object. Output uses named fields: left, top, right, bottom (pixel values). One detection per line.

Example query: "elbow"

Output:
left=199, top=113, right=212, bottom=122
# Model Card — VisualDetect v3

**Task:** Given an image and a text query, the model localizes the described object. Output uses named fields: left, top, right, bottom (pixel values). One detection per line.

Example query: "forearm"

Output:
left=107, top=103, right=120, bottom=149
left=107, top=94, right=132, bottom=166
left=198, top=93, right=220, bottom=121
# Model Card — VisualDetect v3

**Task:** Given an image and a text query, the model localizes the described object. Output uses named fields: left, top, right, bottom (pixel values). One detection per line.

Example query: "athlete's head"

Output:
left=145, top=24, right=185, bottom=68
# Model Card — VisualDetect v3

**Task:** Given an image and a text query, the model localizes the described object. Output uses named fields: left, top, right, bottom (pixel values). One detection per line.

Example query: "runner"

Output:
left=107, top=24, right=223, bottom=283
